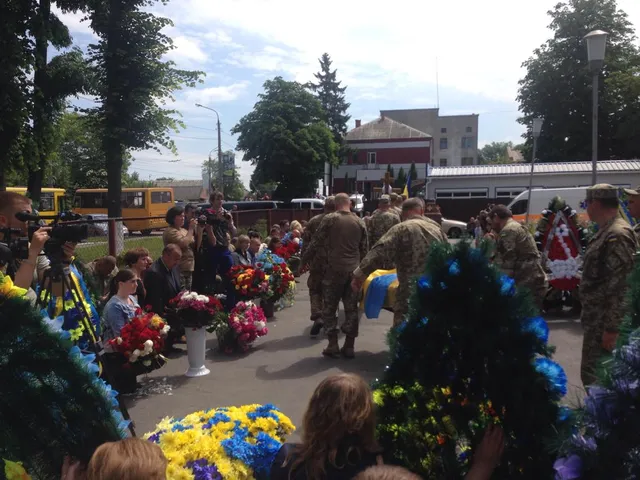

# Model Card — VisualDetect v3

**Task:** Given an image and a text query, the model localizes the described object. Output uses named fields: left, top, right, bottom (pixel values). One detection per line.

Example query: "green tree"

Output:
left=478, top=141, right=512, bottom=164
left=201, top=157, right=246, bottom=201
left=517, top=0, right=640, bottom=162
left=395, top=167, right=407, bottom=188
left=408, top=162, right=418, bottom=181
left=0, top=0, right=33, bottom=190
left=232, top=77, right=338, bottom=199
left=84, top=0, right=203, bottom=218
left=122, top=171, right=154, bottom=188
left=307, top=53, right=351, bottom=145
left=375, top=242, right=568, bottom=478
left=386, top=163, right=395, bottom=179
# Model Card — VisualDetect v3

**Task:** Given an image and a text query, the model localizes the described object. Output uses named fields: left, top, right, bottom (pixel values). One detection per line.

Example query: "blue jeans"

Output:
left=210, top=246, right=235, bottom=311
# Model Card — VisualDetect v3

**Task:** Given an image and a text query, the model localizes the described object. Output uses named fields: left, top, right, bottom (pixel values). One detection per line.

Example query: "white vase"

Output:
left=184, top=327, right=210, bottom=377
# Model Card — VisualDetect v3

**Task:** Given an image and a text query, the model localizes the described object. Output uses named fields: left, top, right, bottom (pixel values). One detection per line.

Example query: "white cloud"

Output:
left=166, top=0, right=640, bottom=103
left=166, top=35, right=209, bottom=65
left=183, top=81, right=250, bottom=104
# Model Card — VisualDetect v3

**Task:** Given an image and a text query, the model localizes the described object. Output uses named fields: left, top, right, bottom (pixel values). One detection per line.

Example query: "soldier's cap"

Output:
left=623, top=186, right=640, bottom=197
left=379, top=195, right=391, bottom=205
left=586, top=184, right=619, bottom=200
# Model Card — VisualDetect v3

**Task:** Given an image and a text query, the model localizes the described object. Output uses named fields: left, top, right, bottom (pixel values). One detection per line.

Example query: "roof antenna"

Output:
left=436, top=56, right=440, bottom=109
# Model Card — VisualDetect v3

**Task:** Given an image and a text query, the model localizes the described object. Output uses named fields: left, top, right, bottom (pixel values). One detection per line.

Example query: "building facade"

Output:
left=381, top=108, right=479, bottom=167
left=332, top=116, right=431, bottom=198
left=425, top=160, right=640, bottom=221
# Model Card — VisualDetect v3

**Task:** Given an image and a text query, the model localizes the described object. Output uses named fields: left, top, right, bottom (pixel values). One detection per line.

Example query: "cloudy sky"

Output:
left=62, top=0, right=640, bottom=188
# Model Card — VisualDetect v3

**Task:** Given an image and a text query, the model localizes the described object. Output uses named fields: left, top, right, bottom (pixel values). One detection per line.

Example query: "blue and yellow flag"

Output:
left=403, top=175, right=412, bottom=197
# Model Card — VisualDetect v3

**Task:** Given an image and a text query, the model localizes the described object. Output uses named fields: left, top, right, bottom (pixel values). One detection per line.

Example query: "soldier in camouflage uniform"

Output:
left=389, top=193, right=402, bottom=217
left=489, top=205, right=548, bottom=308
left=367, top=195, right=401, bottom=251
left=623, top=186, right=640, bottom=244
left=302, top=193, right=368, bottom=358
left=579, top=184, right=638, bottom=385
left=352, top=198, right=448, bottom=326
left=301, top=196, right=336, bottom=336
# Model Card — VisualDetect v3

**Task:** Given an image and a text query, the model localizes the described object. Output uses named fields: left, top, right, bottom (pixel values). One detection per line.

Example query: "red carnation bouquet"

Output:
left=108, top=309, right=169, bottom=372
left=268, top=262, right=296, bottom=302
left=229, top=265, right=269, bottom=300
left=169, top=291, right=224, bottom=329
left=274, top=242, right=299, bottom=261
left=225, top=301, right=268, bottom=352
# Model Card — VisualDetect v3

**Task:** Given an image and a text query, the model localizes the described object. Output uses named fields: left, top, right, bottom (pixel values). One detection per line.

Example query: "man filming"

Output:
left=0, top=191, right=52, bottom=291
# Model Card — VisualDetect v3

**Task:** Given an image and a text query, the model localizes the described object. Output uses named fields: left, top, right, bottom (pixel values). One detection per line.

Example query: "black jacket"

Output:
left=143, top=258, right=181, bottom=314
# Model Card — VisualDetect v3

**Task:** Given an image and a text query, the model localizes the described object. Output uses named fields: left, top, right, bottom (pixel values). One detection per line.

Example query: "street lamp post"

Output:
left=525, top=118, right=544, bottom=225
left=584, top=30, right=608, bottom=185
left=195, top=103, right=224, bottom=195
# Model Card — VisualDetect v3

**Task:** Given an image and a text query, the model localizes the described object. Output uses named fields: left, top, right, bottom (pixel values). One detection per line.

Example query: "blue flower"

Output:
left=417, top=275, right=431, bottom=292
left=557, top=406, right=572, bottom=422
left=172, top=423, right=193, bottom=432
left=553, top=454, right=582, bottom=480
left=247, top=404, right=279, bottom=422
left=534, top=358, right=567, bottom=397
left=148, top=430, right=165, bottom=443
left=499, top=275, right=516, bottom=296
left=202, top=412, right=231, bottom=429
left=187, top=459, right=222, bottom=480
left=447, top=260, right=461, bottom=276
left=523, top=316, right=549, bottom=343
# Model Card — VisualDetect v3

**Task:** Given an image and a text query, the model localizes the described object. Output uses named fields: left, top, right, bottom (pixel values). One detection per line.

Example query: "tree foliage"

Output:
left=408, top=162, right=418, bottom=181
left=394, top=167, right=407, bottom=188
left=307, top=53, right=351, bottom=145
left=478, top=141, right=513, bottom=164
left=84, top=0, right=203, bottom=218
left=517, top=0, right=640, bottom=162
left=0, top=0, right=34, bottom=190
left=201, top=157, right=246, bottom=201
left=232, top=77, right=339, bottom=199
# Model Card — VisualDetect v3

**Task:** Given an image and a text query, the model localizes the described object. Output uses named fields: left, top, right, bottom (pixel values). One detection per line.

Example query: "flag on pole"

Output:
left=403, top=175, right=411, bottom=198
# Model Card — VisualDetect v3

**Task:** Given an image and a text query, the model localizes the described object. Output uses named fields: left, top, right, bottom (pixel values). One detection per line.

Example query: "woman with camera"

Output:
left=163, top=206, right=196, bottom=291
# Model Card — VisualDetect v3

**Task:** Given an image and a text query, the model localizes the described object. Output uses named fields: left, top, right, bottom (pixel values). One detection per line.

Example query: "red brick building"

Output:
left=332, top=116, right=432, bottom=198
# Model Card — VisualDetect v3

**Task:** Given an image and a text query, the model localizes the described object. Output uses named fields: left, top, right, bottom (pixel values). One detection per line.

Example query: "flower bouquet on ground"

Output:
left=229, top=265, right=269, bottom=301
left=215, top=301, right=269, bottom=353
left=169, top=291, right=224, bottom=329
left=145, top=404, right=295, bottom=480
left=255, top=250, right=295, bottom=303
left=107, top=309, right=169, bottom=375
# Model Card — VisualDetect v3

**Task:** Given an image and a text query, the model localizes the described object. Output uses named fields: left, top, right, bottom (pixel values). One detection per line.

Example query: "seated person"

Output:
left=102, top=269, right=140, bottom=343
left=231, top=234, right=252, bottom=266
left=122, top=247, right=152, bottom=306
left=86, top=255, right=119, bottom=302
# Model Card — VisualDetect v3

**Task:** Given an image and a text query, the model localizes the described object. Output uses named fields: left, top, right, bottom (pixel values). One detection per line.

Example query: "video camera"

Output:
left=196, top=207, right=231, bottom=226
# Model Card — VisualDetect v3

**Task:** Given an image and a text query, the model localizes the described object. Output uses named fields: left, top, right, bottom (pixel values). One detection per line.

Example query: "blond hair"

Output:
left=290, top=220, right=302, bottom=232
left=354, top=465, right=422, bottom=480
left=87, top=438, right=167, bottom=480
left=286, top=374, right=379, bottom=480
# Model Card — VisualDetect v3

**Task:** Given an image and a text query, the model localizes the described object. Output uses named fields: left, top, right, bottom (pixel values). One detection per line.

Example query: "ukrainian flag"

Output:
left=403, top=175, right=411, bottom=198
left=360, top=269, right=399, bottom=319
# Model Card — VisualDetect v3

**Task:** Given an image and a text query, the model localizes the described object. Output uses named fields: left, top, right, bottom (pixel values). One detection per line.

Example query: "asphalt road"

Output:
left=124, top=275, right=584, bottom=438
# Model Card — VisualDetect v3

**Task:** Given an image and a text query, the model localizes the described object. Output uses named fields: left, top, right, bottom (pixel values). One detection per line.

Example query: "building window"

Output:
left=441, top=127, right=447, bottom=134
left=461, top=136, right=474, bottom=149
left=440, top=138, right=448, bottom=150
left=496, top=188, right=525, bottom=199
left=439, top=159, right=448, bottom=167
left=435, top=189, right=488, bottom=199
left=461, top=157, right=474, bottom=166
left=466, top=126, right=472, bottom=133
left=367, top=152, right=376, bottom=164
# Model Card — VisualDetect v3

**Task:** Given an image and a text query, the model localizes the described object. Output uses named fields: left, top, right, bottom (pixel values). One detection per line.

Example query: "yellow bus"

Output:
left=73, top=187, right=174, bottom=234
left=7, top=187, right=67, bottom=220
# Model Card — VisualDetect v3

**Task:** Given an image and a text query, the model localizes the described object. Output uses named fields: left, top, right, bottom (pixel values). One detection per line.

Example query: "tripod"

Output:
left=37, top=261, right=137, bottom=437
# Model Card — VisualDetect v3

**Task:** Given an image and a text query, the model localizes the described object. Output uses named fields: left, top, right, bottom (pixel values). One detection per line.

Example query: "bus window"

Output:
left=151, top=191, right=172, bottom=203
left=122, top=191, right=145, bottom=208
left=57, top=195, right=65, bottom=214
left=510, top=199, right=527, bottom=215
left=39, top=192, right=54, bottom=212
left=75, top=192, right=107, bottom=208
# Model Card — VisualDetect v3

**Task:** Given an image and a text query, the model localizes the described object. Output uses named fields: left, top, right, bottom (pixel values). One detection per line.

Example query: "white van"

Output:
left=291, top=198, right=325, bottom=210
left=507, top=187, right=588, bottom=223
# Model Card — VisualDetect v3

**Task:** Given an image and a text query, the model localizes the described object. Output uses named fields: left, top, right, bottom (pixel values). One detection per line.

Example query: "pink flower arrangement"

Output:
left=228, top=301, right=268, bottom=350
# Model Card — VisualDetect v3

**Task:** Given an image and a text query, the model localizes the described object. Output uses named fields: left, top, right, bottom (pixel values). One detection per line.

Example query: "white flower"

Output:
left=196, top=295, right=209, bottom=303
left=132, top=349, right=141, bottom=356
left=116, top=337, right=123, bottom=345
left=161, top=325, right=171, bottom=335
left=254, top=321, right=266, bottom=330
left=144, top=339, right=153, bottom=348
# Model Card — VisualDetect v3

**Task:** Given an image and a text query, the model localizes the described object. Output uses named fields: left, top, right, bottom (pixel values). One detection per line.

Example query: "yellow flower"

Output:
left=0, top=273, right=28, bottom=299
left=3, top=459, right=31, bottom=480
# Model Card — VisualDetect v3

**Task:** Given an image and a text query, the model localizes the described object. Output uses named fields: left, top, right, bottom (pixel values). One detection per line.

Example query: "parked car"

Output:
left=441, top=218, right=466, bottom=239
left=290, top=198, right=325, bottom=210
left=83, top=214, right=129, bottom=237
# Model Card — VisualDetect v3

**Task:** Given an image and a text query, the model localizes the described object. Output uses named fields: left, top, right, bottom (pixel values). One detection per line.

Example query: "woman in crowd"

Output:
left=231, top=234, right=252, bottom=266
left=290, top=220, right=303, bottom=235
left=268, top=235, right=282, bottom=254
left=122, top=247, right=151, bottom=306
left=163, top=206, right=196, bottom=290
left=270, top=373, right=504, bottom=480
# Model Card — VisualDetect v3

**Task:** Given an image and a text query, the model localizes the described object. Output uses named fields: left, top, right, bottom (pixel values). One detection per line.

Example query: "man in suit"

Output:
left=144, top=244, right=182, bottom=351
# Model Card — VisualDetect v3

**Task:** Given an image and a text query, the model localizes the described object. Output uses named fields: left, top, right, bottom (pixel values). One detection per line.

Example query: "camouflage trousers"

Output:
left=307, top=270, right=323, bottom=321
left=322, top=269, right=361, bottom=337
left=580, top=309, right=609, bottom=386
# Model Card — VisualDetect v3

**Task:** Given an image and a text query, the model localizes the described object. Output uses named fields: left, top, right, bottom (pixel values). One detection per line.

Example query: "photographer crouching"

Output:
left=192, top=191, right=237, bottom=310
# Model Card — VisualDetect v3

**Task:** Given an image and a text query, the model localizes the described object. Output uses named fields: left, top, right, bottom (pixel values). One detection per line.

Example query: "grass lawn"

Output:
left=75, top=235, right=164, bottom=264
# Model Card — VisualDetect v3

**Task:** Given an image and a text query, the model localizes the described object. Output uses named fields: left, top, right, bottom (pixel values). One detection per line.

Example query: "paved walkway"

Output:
left=124, top=276, right=584, bottom=438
